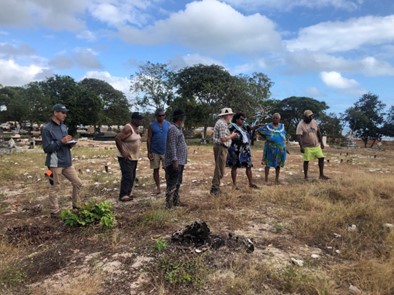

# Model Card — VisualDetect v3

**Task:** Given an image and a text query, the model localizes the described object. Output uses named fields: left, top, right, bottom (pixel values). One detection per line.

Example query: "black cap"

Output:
left=173, top=109, right=185, bottom=121
left=131, top=112, right=144, bottom=120
left=52, top=104, right=69, bottom=112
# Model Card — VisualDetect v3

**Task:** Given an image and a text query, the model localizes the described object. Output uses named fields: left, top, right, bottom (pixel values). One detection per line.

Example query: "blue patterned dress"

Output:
left=258, top=123, right=287, bottom=168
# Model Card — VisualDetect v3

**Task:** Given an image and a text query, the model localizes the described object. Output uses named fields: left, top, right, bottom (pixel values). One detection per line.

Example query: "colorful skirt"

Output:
left=262, top=141, right=286, bottom=168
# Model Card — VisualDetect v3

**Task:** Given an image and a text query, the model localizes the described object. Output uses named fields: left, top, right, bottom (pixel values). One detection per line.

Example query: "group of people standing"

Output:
left=42, top=104, right=329, bottom=216
left=209, top=107, right=329, bottom=196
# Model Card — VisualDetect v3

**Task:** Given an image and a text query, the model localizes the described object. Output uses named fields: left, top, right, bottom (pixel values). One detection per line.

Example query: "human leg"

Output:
left=303, top=161, right=309, bottom=179
left=173, top=165, right=185, bottom=206
left=150, top=153, right=162, bottom=194
left=48, top=167, right=62, bottom=213
left=165, top=165, right=179, bottom=208
left=275, top=166, right=280, bottom=182
left=246, top=167, right=257, bottom=188
left=62, top=166, right=83, bottom=208
left=264, top=166, right=270, bottom=182
left=211, top=145, right=227, bottom=194
left=118, top=157, right=134, bottom=200
left=318, top=158, right=329, bottom=179
left=231, top=166, right=237, bottom=187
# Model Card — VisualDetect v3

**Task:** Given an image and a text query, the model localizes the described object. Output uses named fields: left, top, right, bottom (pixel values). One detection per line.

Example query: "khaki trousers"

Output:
left=211, top=144, right=228, bottom=190
left=48, top=166, right=82, bottom=213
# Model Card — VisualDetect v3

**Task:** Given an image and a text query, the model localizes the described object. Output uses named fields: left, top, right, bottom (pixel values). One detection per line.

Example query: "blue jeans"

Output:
left=118, top=157, right=138, bottom=199
left=165, top=164, right=184, bottom=208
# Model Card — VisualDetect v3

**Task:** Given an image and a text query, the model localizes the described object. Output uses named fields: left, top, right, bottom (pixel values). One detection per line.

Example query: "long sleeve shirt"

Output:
left=42, top=120, right=72, bottom=168
left=165, top=123, right=187, bottom=167
left=212, top=118, right=231, bottom=148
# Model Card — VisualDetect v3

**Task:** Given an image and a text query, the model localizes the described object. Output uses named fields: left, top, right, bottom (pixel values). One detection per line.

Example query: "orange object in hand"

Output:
left=45, top=170, right=53, bottom=177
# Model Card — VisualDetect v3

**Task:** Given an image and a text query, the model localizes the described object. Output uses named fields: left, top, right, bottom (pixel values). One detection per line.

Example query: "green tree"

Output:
left=381, top=105, right=394, bottom=137
left=24, top=82, right=52, bottom=124
left=173, top=64, right=233, bottom=136
left=0, top=86, right=29, bottom=125
left=319, top=113, right=343, bottom=141
left=225, top=72, right=273, bottom=119
left=130, top=62, right=176, bottom=110
left=39, top=75, right=80, bottom=135
left=343, top=93, right=386, bottom=147
left=272, top=96, right=329, bottom=139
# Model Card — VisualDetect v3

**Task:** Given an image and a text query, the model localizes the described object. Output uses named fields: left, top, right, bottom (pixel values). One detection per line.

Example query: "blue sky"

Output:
left=0, top=0, right=393, bottom=114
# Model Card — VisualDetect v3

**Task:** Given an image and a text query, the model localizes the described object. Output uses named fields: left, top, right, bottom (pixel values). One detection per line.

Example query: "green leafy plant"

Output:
left=61, top=200, right=116, bottom=228
left=154, top=238, right=167, bottom=252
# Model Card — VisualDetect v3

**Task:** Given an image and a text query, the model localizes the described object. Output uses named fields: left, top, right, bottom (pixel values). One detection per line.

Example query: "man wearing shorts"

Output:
left=296, top=110, right=329, bottom=180
left=147, top=108, right=170, bottom=195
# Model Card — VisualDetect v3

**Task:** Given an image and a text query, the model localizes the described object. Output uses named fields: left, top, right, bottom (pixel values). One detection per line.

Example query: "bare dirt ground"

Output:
left=0, top=139, right=393, bottom=295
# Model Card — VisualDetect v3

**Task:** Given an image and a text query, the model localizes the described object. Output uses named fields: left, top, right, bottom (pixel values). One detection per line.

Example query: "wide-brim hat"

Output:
left=218, top=107, right=234, bottom=116
left=303, top=110, right=313, bottom=117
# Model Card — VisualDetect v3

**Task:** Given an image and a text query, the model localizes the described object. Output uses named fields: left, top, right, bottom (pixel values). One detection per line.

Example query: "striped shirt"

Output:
left=165, top=124, right=187, bottom=167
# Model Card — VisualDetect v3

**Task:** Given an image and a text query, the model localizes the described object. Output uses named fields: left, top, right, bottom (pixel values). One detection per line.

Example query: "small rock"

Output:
left=290, top=258, right=304, bottom=267
left=349, top=284, right=362, bottom=294
left=311, top=254, right=320, bottom=259
left=347, top=224, right=357, bottom=232
left=335, top=249, right=341, bottom=254
left=333, top=233, right=341, bottom=238
left=383, top=223, right=393, bottom=229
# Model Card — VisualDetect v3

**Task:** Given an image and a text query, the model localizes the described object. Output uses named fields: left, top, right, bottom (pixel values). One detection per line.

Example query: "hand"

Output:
left=300, top=147, right=305, bottom=153
left=148, top=153, right=154, bottom=161
left=122, top=151, right=129, bottom=159
left=60, top=135, right=72, bottom=144
left=321, top=143, right=325, bottom=150
left=230, top=131, right=237, bottom=139
left=172, top=161, right=179, bottom=171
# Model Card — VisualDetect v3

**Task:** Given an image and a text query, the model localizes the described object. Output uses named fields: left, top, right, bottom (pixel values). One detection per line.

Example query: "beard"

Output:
left=304, top=117, right=312, bottom=124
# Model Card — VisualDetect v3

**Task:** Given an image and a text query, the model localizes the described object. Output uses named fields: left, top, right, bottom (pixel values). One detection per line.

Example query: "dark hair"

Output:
left=172, top=109, right=185, bottom=122
left=232, top=112, right=245, bottom=123
left=155, top=108, right=165, bottom=116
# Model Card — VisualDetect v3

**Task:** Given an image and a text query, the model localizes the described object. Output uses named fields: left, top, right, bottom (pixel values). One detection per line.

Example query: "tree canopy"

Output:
left=343, top=93, right=386, bottom=147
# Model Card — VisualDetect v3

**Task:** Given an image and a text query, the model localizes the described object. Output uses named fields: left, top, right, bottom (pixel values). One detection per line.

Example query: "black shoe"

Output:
left=210, top=188, right=220, bottom=197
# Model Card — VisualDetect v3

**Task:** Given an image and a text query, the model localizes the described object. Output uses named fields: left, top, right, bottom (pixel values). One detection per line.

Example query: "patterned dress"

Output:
left=258, top=123, right=287, bottom=168
left=226, top=124, right=253, bottom=168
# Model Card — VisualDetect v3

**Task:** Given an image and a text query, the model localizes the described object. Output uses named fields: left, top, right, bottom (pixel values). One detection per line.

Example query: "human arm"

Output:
left=317, top=128, right=324, bottom=149
left=42, top=126, right=72, bottom=154
left=146, top=124, right=153, bottom=160
left=115, top=124, right=133, bottom=158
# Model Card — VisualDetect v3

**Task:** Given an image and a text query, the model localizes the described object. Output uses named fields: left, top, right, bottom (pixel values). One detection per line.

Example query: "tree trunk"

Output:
left=363, top=138, right=368, bottom=148
left=369, top=139, right=376, bottom=148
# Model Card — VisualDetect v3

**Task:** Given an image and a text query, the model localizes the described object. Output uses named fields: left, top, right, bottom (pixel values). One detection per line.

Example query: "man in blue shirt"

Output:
left=147, top=108, right=170, bottom=195
left=165, top=109, right=187, bottom=209
left=42, top=104, right=83, bottom=216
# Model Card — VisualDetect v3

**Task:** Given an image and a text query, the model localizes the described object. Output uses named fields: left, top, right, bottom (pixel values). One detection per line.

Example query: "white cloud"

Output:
left=77, top=30, right=97, bottom=42
left=0, top=43, right=36, bottom=58
left=286, top=51, right=394, bottom=76
left=320, top=71, right=364, bottom=95
left=170, top=53, right=224, bottom=69
left=118, top=0, right=282, bottom=54
left=222, top=0, right=363, bottom=11
left=49, top=53, right=74, bottom=69
left=74, top=48, right=103, bottom=69
left=0, top=0, right=89, bottom=31
left=287, top=15, right=394, bottom=53
left=84, top=71, right=133, bottom=100
left=0, top=59, right=49, bottom=86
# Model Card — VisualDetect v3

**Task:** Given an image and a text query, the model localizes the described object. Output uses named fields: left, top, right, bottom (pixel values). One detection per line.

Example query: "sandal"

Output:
left=119, top=195, right=133, bottom=202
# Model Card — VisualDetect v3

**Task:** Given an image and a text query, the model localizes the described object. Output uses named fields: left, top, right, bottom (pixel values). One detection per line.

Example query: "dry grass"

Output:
left=0, top=141, right=394, bottom=294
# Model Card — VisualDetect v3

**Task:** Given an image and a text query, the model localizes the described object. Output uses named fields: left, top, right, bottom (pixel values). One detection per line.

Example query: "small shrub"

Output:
left=154, top=238, right=167, bottom=252
left=61, top=200, right=116, bottom=228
